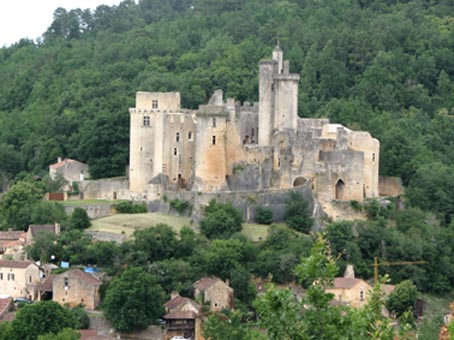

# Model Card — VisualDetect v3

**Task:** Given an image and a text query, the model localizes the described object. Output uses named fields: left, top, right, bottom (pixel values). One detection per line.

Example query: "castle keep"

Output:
left=128, top=45, right=379, bottom=206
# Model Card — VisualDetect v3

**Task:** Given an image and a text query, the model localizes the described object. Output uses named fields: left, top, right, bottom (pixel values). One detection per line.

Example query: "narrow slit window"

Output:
left=173, top=148, right=178, bottom=156
left=176, top=132, right=180, bottom=142
left=212, top=118, right=216, bottom=128
left=188, top=131, right=193, bottom=141
left=212, top=135, right=216, bottom=145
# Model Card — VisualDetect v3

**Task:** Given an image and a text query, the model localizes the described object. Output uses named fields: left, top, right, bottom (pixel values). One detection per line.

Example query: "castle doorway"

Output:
left=335, top=179, right=345, bottom=200
left=293, top=177, right=307, bottom=187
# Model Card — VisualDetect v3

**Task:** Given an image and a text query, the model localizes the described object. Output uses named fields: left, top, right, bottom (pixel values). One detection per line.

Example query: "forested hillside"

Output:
left=1, top=0, right=454, bottom=221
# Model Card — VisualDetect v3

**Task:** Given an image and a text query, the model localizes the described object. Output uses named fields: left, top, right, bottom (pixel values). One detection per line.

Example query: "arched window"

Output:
left=335, top=179, right=345, bottom=200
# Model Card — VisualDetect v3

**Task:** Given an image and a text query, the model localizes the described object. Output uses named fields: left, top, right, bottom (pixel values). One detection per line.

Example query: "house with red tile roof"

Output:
left=49, top=157, right=89, bottom=192
left=163, top=292, right=202, bottom=340
left=53, top=269, right=101, bottom=310
left=193, top=277, right=234, bottom=312
left=0, top=260, right=42, bottom=300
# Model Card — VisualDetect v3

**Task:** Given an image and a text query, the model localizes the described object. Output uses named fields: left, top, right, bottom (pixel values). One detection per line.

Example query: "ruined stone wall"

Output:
left=238, top=102, right=258, bottom=145
left=79, top=178, right=130, bottom=200
left=379, top=176, right=404, bottom=197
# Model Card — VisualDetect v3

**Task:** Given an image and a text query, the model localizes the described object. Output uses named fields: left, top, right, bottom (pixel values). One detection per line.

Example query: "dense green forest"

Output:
left=1, top=0, right=454, bottom=223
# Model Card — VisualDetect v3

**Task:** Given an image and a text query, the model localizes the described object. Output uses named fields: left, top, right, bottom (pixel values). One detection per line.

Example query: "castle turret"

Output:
left=258, top=45, right=300, bottom=146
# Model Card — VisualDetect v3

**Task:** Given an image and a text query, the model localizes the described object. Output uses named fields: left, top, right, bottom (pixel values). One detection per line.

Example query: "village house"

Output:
left=53, top=269, right=101, bottom=310
left=49, top=157, right=89, bottom=192
left=26, top=223, right=61, bottom=245
left=0, top=230, right=26, bottom=260
left=163, top=292, right=202, bottom=340
left=193, top=277, right=234, bottom=312
left=0, top=260, right=42, bottom=300
left=325, top=277, right=372, bottom=308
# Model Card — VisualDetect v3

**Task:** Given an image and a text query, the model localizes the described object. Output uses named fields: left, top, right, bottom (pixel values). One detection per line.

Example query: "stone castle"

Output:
left=128, top=44, right=380, bottom=207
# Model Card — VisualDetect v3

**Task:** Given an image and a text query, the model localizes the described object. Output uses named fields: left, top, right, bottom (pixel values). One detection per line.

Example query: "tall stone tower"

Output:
left=258, top=44, right=300, bottom=146
left=129, top=92, right=181, bottom=194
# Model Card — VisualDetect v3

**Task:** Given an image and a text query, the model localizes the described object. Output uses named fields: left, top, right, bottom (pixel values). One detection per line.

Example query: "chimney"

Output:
left=344, top=264, right=355, bottom=279
left=170, top=291, right=179, bottom=300
left=54, top=223, right=61, bottom=235
left=57, top=157, right=62, bottom=163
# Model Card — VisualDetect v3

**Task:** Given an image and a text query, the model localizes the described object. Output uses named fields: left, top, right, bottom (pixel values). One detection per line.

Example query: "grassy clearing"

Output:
left=89, top=212, right=191, bottom=236
left=90, top=213, right=281, bottom=241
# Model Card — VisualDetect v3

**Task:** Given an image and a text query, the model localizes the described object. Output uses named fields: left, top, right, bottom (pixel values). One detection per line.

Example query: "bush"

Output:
left=169, top=198, right=191, bottom=215
left=69, top=208, right=91, bottom=229
left=200, top=200, right=242, bottom=239
left=284, top=191, right=313, bottom=233
left=71, top=306, right=89, bottom=329
left=113, top=201, right=147, bottom=214
left=255, top=206, right=273, bottom=225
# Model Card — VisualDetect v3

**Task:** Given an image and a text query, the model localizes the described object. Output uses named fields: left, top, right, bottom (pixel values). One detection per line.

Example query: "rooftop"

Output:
left=0, top=260, right=35, bottom=269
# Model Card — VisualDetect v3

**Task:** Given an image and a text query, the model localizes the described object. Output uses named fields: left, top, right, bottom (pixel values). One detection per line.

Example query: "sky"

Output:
left=0, top=0, right=125, bottom=47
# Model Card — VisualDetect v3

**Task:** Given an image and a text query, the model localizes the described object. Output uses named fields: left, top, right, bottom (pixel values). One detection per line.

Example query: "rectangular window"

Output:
left=143, top=116, right=150, bottom=127
left=7, top=273, right=14, bottom=281
left=176, top=132, right=180, bottom=142
left=212, top=118, right=216, bottom=128
left=212, top=135, right=216, bottom=145
left=372, top=153, right=376, bottom=162
left=188, top=131, right=193, bottom=141
left=152, top=100, right=158, bottom=109
left=0, top=273, right=2, bottom=280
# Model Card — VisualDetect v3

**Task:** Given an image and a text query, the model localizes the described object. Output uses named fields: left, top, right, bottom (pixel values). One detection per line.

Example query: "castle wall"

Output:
left=79, top=178, right=130, bottom=200
left=193, top=112, right=228, bottom=192
left=317, top=150, right=365, bottom=202
left=163, top=113, right=196, bottom=190
left=349, top=132, right=380, bottom=198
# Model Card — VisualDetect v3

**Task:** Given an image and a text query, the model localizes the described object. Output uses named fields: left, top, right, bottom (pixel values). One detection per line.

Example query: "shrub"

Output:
left=284, top=191, right=313, bottom=233
left=113, top=201, right=147, bottom=214
left=200, top=200, right=242, bottom=239
left=255, top=206, right=273, bottom=225
left=69, top=207, right=91, bottom=229
left=169, top=198, right=192, bottom=215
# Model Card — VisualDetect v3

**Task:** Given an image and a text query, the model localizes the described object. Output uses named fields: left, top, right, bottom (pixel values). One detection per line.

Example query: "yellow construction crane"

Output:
left=371, top=257, right=426, bottom=284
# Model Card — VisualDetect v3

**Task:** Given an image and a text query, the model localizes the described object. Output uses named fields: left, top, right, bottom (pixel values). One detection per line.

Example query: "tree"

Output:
left=386, top=280, right=418, bottom=318
left=200, top=200, right=242, bottom=239
left=203, top=310, right=264, bottom=340
left=25, top=231, right=61, bottom=263
left=103, top=267, right=166, bottom=333
left=133, top=224, right=177, bottom=262
left=254, top=234, right=394, bottom=340
left=255, top=206, right=273, bottom=225
left=284, top=191, right=313, bottom=233
left=69, top=208, right=91, bottom=230
left=0, top=181, right=44, bottom=230
left=30, top=201, right=66, bottom=225
left=10, top=301, right=78, bottom=340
